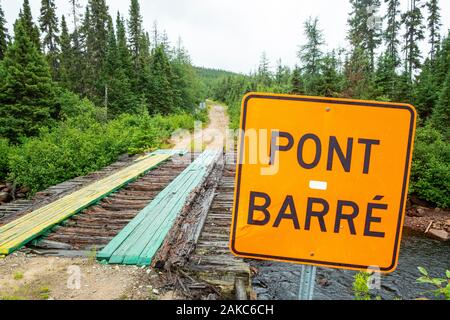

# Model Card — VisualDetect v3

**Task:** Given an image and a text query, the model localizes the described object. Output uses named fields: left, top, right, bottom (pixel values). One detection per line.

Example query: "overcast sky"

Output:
left=1, top=0, right=449, bottom=74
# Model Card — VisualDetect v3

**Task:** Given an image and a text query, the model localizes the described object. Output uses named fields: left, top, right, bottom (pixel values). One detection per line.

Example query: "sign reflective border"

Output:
left=230, top=93, right=417, bottom=273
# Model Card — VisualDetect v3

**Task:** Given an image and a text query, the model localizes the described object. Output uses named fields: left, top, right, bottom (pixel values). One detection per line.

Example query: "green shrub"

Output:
left=7, top=112, right=198, bottom=195
left=417, top=267, right=450, bottom=300
left=0, top=138, right=10, bottom=180
left=410, top=125, right=450, bottom=208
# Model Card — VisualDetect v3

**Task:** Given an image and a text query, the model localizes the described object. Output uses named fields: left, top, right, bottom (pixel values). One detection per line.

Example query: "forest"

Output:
left=0, top=0, right=448, bottom=210
left=0, top=0, right=208, bottom=196
left=211, top=0, right=450, bottom=209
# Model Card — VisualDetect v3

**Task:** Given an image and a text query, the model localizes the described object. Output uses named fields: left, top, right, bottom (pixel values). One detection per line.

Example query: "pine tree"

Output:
left=374, top=52, right=399, bottom=100
left=384, top=0, right=401, bottom=67
left=0, top=19, right=56, bottom=142
left=128, top=0, right=143, bottom=63
left=152, top=20, right=160, bottom=48
left=299, top=16, right=325, bottom=94
left=104, top=17, right=138, bottom=117
left=402, top=0, right=425, bottom=82
left=274, top=59, right=290, bottom=89
left=68, top=0, right=82, bottom=69
left=347, top=0, right=382, bottom=72
left=79, top=6, right=94, bottom=97
left=83, top=0, right=110, bottom=102
left=128, top=1, right=152, bottom=97
left=137, top=32, right=152, bottom=100
left=39, top=0, right=59, bottom=79
left=290, top=66, right=304, bottom=95
left=160, top=30, right=172, bottom=57
left=69, top=0, right=82, bottom=33
left=59, top=15, right=74, bottom=90
left=171, top=40, right=201, bottom=111
left=257, top=52, right=271, bottom=87
left=148, top=45, right=175, bottom=115
left=414, top=58, right=438, bottom=118
left=317, top=51, right=344, bottom=97
left=346, top=0, right=379, bottom=98
left=426, top=0, right=441, bottom=59
left=116, top=12, right=132, bottom=79
left=430, top=70, right=450, bottom=140
left=19, top=0, right=41, bottom=49
left=299, top=17, right=324, bottom=76
left=0, top=1, right=9, bottom=60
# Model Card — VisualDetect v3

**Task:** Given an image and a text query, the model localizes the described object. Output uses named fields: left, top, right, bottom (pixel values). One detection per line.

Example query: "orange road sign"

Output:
left=230, top=93, right=417, bottom=273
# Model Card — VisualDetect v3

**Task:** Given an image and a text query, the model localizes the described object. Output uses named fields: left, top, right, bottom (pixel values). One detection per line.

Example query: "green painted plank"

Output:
left=108, top=171, right=197, bottom=264
left=0, top=152, right=173, bottom=255
left=123, top=171, right=205, bottom=265
left=99, top=151, right=215, bottom=261
left=107, top=153, right=213, bottom=263
left=98, top=150, right=220, bottom=265
left=97, top=166, right=197, bottom=261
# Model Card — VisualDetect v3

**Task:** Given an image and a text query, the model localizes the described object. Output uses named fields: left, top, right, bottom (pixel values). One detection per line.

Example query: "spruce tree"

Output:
left=347, top=0, right=382, bottom=72
left=346, top=0, right=379, bottom=98
left=414, top=58, right=438, bottom=118
left=116, top=13, right=133, bottom=79
left=39, top=0, right=59, bottom=79
left=171, top=40, right=200, bottom=111
left=0, top=2, right=9, bottom=60
left=257, top=52, right=271, bottom=87
left=365, top=0, right=382, bottom=72
left=19, top=0, right=41, bottom=49
left=148, top=45, right=175, bottom=115
left=299, top=16, right=325, bottom=94
left=402, top=0, right=425, bottom=82
left=290, top=67, right=304, bottom=95
left=430, top=71, right=450, bottom=140
left=59, top=15, right=73, bottom=90
left=0, top=19, right=56, bottom=142
left=426, top=0, right=441, bottom=59
left=374, top=52, right=399, bottom=100
left=128, top=0, right=143, bottom=64
left=87, top=0, right=110, bottom=102
left=104, top=17, right=137, bottom=117
left=69, top=0, right=82, bottom=72
left=384, top=0, right=401, bottom=67
left=317, top=51, right=343, bottom=97
left=79, top=6, right=94, bottom=98
left=299, top=17, right=324, bottom=76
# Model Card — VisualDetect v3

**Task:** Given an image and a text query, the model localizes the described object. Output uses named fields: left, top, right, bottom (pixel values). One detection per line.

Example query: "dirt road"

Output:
left=171, top=101, right=230, bottom=151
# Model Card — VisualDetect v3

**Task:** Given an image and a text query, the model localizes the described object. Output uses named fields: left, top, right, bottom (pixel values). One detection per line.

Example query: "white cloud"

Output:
left=1, top=0, right=449, bottom=73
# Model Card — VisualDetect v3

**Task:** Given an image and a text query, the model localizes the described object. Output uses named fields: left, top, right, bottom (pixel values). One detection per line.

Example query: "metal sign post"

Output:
left=298, top=265, right=317, bottom=300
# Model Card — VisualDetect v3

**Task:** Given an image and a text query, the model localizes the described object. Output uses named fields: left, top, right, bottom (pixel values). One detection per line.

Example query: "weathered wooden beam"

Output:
left=152, top=152, right=224, bottom=269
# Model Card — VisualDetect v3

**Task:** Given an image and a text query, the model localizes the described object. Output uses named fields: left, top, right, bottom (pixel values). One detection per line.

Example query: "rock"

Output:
left=428, top=229, right=450, bottom=241
left=445, top=219, right=450, bottom=226
left=0, top=192, right=10, bottom=203
left=152, top=289, right=159, bottom=295
left=416, top=208, right=426, bottom=216
left=318, top=278, right=331, bottom=287
left=18, top=186, right=30, bottom=194
left=435, top=208, right=442, bottom=213
left=16, top=193, right=26, bottom=199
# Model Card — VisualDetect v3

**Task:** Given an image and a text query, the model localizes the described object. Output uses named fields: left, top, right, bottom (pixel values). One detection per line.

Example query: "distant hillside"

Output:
left=195, top=67, right=241, bottom=84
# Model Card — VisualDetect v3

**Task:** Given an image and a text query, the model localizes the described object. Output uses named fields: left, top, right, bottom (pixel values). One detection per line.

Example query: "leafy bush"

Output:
left=6, top=112, right=198, bottom=195
left=0, top=138, right=10, bottom=180
left=353, top=272, right=372, bottom=300
left=410, top=125, right=450, bottom=208
left=417, top=267, right=450, bottom=300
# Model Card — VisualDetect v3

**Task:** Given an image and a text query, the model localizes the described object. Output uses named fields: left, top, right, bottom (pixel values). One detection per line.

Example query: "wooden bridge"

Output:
left=0, top=149, right=251, bottom=299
